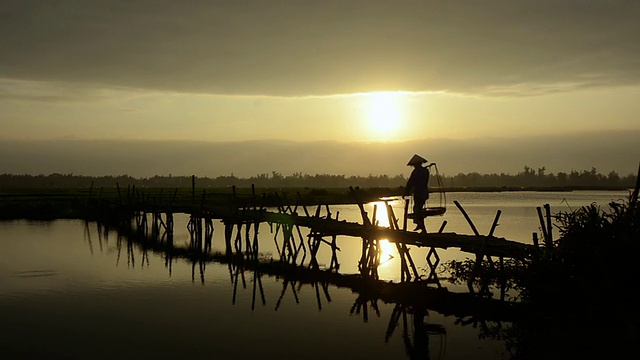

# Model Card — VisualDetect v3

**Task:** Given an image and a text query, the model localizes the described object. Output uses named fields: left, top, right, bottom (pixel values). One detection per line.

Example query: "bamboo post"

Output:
left=483, top=209, right=502, bottom=267
left=320, top=282, right=332, bottom=304
left=282, top=223, right=294, bottom=263
left=232, top=265, right=240, bottom=305
left=544, top=204, right=553, bottom=248
left=386, top=201, right=401, bottom=230
left=372, top=204, right=378, bottom=227
left=488, top=210, right=502, bottom=237
left=252, top=221, right=259, bottom=259
left=359, top=237, right=368, bottom=275
left=234, top=223, right=243, bottom=255
left=453, top=200, right=480, bottom=236
left=198, top=260, right=205, bottom=284
left=309, top=234, right=322, bottom=270
left=330, top=234, right=339, bottom=271
left=245, top=221, right=252, bottom=258
left=385, top=203, right=409, bottom=281
left=350, top=187, right=376, bottom=277
left=252, top=270, right=258, bottom=311
left=164, top=212, right=173, bottom=246
left=224, top=222, right=233, bottom=256
left=349, top=186, right=372, bottom=226
left=387, top=202, right=419, bottom=279
left=438, top=220, right=447, bottom=233
left=205, top=218, right=213, bottom=252
left=275, top=281, right=289, bottom=311
left=403, top=199, right=409, bottom=231
left=536, top=206, right=548, bottom=242
left=385, top=304, right=403, bottom=342
left=272, top=223, right=283, bottom=258
left=453, top=200, right=493, bottom=293
left=293, top=220, right=307, bottom=260
left=314, top=282, right=322, bottom=310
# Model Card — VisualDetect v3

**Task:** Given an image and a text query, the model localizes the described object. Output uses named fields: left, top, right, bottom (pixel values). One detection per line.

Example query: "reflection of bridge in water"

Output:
left=85, top=217, right=518, bottom=360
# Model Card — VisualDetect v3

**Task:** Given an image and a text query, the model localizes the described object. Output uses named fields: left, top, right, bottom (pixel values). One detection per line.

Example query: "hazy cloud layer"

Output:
left=2, top=1, right=639, bottom=97
left=1, top=131, right=638, bottom=178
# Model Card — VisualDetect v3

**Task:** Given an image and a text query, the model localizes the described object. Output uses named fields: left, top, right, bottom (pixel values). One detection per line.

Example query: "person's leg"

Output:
left=418, top=218, right=427, bottom=233
left=412, top=199, right=421, bottom=224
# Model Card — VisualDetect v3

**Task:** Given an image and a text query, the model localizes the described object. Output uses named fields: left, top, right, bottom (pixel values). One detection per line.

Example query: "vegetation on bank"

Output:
left=443, top=171, right=640, bottom=359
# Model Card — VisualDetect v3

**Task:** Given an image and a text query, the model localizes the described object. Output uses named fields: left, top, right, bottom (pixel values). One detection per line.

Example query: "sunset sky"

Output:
left=1, top=1, right=639, bottom=176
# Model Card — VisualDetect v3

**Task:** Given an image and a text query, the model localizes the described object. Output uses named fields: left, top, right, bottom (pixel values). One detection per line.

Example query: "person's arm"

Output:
left=403, top=171, right=415, bottom=197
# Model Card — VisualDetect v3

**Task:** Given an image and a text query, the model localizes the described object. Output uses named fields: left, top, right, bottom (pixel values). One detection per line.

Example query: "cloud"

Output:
left=1, top=1, right=639, bottom=97
left=0, top=78, right=113, bottom=103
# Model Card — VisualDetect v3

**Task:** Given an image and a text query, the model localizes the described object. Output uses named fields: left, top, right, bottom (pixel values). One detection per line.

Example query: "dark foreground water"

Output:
left=0, top=191, right=629, bottom=359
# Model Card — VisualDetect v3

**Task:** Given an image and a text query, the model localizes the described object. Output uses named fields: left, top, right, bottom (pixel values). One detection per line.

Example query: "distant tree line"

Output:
left=441, top=166, right=636, bottom=189
left=0, top=166, right=636, bottom=189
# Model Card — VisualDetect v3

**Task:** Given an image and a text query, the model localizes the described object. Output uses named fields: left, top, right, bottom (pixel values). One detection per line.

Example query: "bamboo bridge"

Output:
left=81, top=184, right=549, bottom=337
left=91, top=185, right=538, bottom=285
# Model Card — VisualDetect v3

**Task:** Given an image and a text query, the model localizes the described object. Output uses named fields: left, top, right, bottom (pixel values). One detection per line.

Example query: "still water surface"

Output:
left=0, top=191, right=629, bottom=359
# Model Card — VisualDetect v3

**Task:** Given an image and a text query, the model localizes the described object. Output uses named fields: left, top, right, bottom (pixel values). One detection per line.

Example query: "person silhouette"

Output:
left=403, top=154, right=433, bottom=233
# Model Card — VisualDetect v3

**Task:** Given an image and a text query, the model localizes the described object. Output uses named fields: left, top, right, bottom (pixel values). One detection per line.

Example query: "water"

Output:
left=0, top=190, right=629, bottom=359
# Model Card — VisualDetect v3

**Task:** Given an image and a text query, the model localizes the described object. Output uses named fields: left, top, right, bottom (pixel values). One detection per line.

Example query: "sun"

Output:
left=364, top=91, right=404, bottom=139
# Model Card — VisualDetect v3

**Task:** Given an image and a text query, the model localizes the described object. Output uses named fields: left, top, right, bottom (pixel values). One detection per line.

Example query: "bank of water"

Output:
left=0, top=191, right=629, bottom=359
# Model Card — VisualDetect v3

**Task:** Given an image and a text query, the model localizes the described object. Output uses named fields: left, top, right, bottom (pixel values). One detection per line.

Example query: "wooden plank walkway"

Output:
left=126, top=201, right=533, bottom=260
left=175, top=207, right=534, bottom=259
left=264, top=211, right=532, bottom=258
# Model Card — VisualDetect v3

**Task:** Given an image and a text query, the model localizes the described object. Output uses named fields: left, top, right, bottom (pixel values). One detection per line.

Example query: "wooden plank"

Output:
left=125, top=200, right=534, bottom=259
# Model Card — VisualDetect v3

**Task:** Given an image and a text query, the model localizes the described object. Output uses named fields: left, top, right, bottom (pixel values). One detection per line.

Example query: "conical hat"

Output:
left=407, top=154, right=428, bottom=166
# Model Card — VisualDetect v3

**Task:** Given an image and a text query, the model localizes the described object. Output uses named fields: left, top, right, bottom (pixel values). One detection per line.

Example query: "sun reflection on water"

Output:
left=377, top=239, right=395, bottom=268
left=367, top=201, right=399, bottom=268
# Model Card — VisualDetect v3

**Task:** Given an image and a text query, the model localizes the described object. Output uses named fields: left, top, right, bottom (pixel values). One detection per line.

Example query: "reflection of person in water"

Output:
left=403, top=154, right=433, bottom=233
left=410, top=307, right=430, bottom=360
